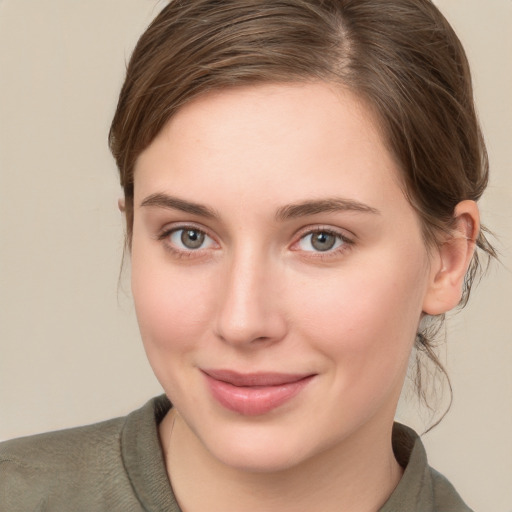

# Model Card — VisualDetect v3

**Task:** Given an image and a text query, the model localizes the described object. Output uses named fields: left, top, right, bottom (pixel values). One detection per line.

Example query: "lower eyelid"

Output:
left=157, top=225, right=352, bottom=256
left=299, top=229, right=351, bottom=243
left=290, top=228, right=355, bottom=258
left=158, top=226, right=220, bottom=256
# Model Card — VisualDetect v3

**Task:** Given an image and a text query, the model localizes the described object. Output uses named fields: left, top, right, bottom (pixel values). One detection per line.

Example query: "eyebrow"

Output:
left=275, top=198, right=380, bottom=221
left=140, top=193, right=219, bottom=218
left=140, top=193, right=380, bottom=221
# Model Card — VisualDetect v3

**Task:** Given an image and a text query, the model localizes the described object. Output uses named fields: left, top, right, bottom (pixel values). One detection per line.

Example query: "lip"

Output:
left=202, top=369, right=315, bottom=416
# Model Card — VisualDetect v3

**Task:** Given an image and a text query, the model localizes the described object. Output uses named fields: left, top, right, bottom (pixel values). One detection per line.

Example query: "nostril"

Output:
left=214, top=314, right=287, bottom=348
left=214, top=258, right=287, bottom=346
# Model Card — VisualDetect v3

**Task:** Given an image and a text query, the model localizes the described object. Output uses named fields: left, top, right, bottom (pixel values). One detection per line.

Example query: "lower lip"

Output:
left=203, top=374, right=314, bottom=416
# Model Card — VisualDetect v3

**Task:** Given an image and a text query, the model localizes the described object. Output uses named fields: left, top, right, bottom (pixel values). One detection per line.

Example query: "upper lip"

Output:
left=201, top=369, right=315, bottom=387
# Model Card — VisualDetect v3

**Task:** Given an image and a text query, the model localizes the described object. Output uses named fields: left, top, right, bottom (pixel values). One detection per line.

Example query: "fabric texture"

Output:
left=0, top=395, right=473, bottom=511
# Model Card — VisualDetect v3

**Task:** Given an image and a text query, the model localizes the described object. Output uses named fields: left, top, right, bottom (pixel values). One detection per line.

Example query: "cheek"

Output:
left=289, top=251, right=428, bottom=371
left=130, top=249, right=215, bottom=357
left=130, top=253, right=221, bottom=403
left=286, top=255, right=429, bottom=426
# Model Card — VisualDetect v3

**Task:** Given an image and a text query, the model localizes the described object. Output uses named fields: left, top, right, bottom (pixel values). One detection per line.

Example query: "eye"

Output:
left=298, top=230, right=346, bottom=252
left=168, top=228, right=215, bottom=251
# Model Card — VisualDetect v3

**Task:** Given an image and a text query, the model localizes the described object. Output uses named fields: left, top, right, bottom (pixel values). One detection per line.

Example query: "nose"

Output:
left=214, top=249, right=287, bottom=348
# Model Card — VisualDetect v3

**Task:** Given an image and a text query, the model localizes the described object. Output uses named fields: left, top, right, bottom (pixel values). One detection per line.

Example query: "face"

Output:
left=131, top=82, right=436, bottom=472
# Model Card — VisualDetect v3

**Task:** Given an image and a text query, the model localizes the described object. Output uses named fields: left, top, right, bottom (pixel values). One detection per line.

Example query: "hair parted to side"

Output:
left=109, top=0, right=496, bottom=418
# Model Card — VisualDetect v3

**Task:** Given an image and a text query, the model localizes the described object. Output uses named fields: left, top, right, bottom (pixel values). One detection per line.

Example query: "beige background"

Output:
left=0, top=1, right=510, bottom=510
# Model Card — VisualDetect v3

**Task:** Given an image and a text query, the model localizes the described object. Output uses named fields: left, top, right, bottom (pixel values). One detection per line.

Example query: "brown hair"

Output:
left=109, top=0, right=495, bottom=416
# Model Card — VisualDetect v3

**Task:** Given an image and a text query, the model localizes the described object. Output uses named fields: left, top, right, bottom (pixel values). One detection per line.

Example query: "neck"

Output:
left=159, top=410, right=403, bottom=512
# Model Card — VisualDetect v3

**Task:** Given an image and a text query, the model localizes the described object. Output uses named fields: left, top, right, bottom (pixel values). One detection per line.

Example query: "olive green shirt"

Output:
left=0, top=396, right=473, bottom=511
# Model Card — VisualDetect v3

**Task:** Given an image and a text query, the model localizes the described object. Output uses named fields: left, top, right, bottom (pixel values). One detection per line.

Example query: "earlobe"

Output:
left=118, top=198, right=126, bottom=213
left=422, top=200, right=480, bottom=316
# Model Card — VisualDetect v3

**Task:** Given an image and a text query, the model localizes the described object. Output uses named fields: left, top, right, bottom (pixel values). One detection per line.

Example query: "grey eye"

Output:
left=169, top=228, right=213, bottom=250
left=181, top=229, right=205, bottom=249
left=298, top=231, right=344, bottom=252
left=311, top=232, right=336, bottom=251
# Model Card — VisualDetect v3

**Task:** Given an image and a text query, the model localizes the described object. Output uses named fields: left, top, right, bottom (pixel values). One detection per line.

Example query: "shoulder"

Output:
left=0, top=415, right=125, bottom=469
left=0, top=394, right=176, bottom=512
left=380, top=423, right=474, bottom=512
left=0, top=416, right=131, bottom=512
left=0, top=395, right=173, bottom=512
left=429, top=466, right=474, bottom=512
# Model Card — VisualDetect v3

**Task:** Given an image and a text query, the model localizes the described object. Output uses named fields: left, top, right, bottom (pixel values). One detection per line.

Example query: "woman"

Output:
left=0, top=1, right=498, bottom=510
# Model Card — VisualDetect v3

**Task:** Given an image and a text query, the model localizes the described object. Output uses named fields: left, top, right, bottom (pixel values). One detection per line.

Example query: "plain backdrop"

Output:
left=0, top=1, right=511, bottom=510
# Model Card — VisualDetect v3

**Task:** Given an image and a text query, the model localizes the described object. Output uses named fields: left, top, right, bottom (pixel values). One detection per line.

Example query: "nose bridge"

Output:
left=215, top=242, right=285, bottom=346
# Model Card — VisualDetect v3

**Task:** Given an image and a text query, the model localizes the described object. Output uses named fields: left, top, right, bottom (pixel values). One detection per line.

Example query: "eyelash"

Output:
left=157, top=225, right=218, bottom=259
left=156, top=224, right=354, bottom=260
left=291, top=226, right=354, bottom=260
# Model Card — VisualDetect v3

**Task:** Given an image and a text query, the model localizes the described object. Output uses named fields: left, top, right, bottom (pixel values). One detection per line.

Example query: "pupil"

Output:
left=181, top=229, right=204, bottom=249
left=312, top=232, right=335, bottom=251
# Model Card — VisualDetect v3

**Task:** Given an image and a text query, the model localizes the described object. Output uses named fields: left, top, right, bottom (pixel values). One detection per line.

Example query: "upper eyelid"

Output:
left=157, top=224, right=220, bottom=251
left=156, top=223, right=354, bottom=249
left=158, top=222, right=215, bottom=239
left=290, top=225, right=355, bottom=254
left=158, top=226, right=219, bottom=257
left=293, top=224, right=355, bottom=242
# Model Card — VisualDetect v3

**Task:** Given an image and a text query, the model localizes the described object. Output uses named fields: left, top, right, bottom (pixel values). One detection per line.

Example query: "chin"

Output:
left=211, top=439, right=307, bottom=474
left=194, top=417, right=324, bottom=474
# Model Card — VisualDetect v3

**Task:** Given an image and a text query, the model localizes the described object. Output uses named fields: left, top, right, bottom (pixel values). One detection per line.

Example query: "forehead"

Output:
left=133, top=82, right=408, bottom=220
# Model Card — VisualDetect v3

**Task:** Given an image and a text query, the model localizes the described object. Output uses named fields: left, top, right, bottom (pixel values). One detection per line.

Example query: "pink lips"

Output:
left=202, top=369, right=315, bottom=416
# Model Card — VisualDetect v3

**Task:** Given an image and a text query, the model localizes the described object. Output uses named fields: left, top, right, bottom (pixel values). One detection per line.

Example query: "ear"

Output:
left=422, top=200, right=480, bottom=316
left=118, top=197, right=126, bottom=213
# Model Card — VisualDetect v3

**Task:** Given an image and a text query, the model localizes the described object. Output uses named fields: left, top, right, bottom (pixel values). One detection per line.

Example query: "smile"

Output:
left=201, top=369, right=316, bottom=416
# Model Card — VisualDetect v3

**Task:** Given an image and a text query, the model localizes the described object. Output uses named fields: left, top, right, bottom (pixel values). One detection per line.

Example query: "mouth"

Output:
left=201, top=369, right=316, bottom=416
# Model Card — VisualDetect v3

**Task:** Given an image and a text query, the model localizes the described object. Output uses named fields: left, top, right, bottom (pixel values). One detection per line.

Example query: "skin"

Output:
left=130, top=82, right=478, bottom=512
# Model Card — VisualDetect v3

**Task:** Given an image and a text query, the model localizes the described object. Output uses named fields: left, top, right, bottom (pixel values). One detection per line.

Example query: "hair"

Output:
left=109, top=0, right=496, bottom=417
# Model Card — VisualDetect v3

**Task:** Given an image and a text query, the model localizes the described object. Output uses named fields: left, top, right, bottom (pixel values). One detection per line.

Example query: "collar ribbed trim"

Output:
left=379, top=423, right=434, bottom=511
left=121, top=395, right=180, bottom=512
left=120, top=396, right=469, bottom=512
